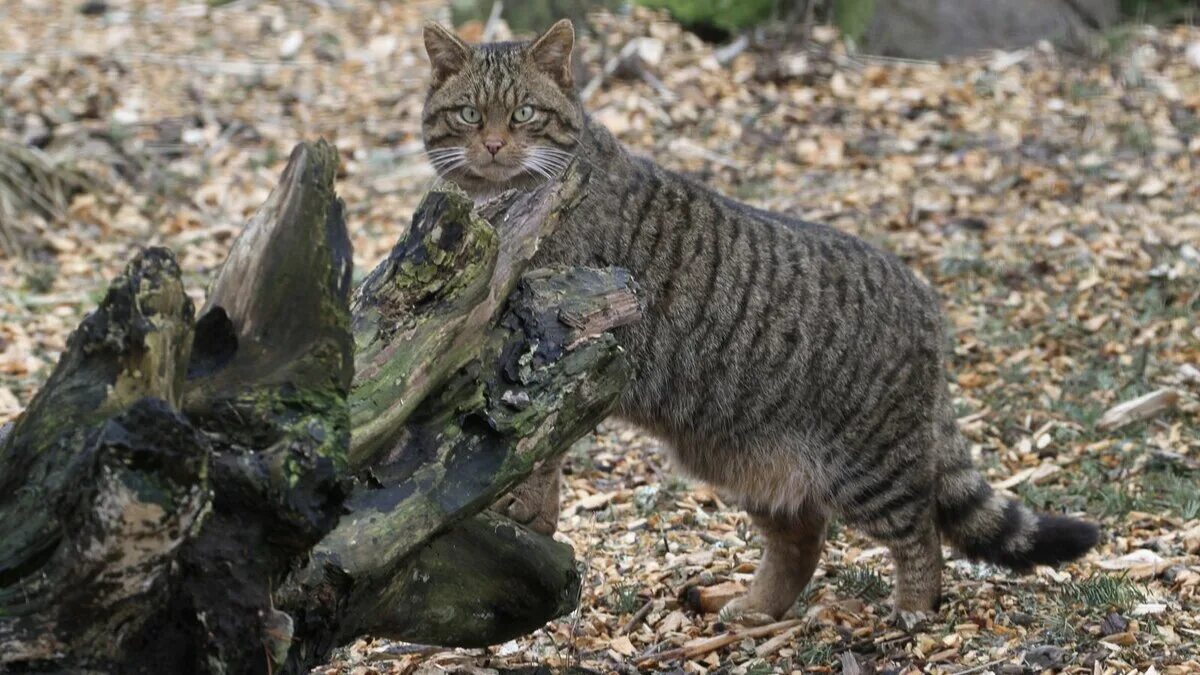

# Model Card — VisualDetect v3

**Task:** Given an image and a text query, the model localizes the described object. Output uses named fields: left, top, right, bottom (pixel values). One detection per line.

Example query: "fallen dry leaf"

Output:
left=1097, top=549, right=1171, bottom=580
left=1097, top=388, right=1181, bottom=431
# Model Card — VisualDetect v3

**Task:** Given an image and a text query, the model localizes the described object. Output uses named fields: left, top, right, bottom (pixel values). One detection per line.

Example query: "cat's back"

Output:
left=552, top=143, right=945, bottom=446
left=557, top=124, right=934, bottom=313
left=561, top=146, right=941, bottom=335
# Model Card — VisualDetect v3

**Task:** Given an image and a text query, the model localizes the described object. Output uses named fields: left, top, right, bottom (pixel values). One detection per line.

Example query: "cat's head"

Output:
left=421, top=19, right=583, bottom=195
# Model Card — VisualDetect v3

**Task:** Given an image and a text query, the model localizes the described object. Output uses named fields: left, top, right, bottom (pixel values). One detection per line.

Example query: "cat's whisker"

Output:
left=523, top=146, right=576, bottom=180
left=533, top=153, right=572, bottom=171
left=523, top=156, right=563, bottom=177
left=428, top=157, right=465, bottom=170
left=429, top=156, right=470, bottom=177
left=520, top=153, right=551, bottom=176
left=558, top=135, right=613, bottom=179
left=528, top=144, right=572, bottom=158
left=425, top=147, right=467, bottom=168
left=528, top=146, right=575, bottom=168
left=428, top=151, right=469, bottom=173
left=520, top=157, right=556, bottom=181
left=529, top=152, right=570, bottom=176
left=532, top=158, right=563, bottom=180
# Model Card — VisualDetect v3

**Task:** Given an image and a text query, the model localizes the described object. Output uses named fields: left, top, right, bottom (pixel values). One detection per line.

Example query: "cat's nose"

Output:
left=484, top=138, right=506, bottom=156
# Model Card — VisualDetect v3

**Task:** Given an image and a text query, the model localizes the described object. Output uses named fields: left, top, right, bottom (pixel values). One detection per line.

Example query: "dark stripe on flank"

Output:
left=689, top=202, right=725, bottom=336
left=623, top=174, right=662, bottom=260
left=853, top=476, right=932, bottom=524
left=714, top=221, right=760, bottom=355
left=644, top=186, right=677, bottom=263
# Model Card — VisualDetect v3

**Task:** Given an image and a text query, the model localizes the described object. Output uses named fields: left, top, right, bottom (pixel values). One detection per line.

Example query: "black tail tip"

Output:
left=1008, top=514, right=1101, bottom=572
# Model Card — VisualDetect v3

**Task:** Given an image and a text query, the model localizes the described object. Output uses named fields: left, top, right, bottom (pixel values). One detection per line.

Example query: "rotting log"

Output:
left=281, top=264, right=639, bottom=668
left=355, top=509, right=582, bottom=647
left=131, top=139, right=356, bottom=672
left=349, top=170, right=590, bottom=468
left=0, top=143, right=639, bottom=673
left=0, top=250, right=204, bottom=665
left=0, top=140, right=354, bottom=673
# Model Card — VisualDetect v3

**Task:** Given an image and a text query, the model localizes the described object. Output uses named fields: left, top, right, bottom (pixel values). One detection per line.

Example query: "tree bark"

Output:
left=0, top=142, right=637, bottom=673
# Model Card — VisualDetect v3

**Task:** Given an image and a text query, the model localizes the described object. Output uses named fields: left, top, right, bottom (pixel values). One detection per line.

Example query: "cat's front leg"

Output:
left=491, top=455, right=563, bottom=535
left=719, top=505, right=828, bottom=625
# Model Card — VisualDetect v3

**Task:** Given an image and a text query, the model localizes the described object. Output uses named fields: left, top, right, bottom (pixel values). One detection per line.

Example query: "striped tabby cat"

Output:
left=421, top=19, right=1099, bottom=623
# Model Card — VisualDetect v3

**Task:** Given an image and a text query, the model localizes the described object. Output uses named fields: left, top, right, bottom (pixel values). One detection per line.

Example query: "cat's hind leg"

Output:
left=836, top=419, right=943, bottom=626
left=720, top=505, right=827, bottom=624
left=880, top=516, right=942, bottom=627
left=854, top=499, right=943, bottom=627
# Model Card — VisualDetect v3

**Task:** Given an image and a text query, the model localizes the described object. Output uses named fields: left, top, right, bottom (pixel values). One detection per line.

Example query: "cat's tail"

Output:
left=933, top=425, right=1099, bottom=572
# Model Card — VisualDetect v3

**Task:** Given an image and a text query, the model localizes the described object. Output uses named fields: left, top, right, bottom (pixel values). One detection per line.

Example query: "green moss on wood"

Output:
left=348, top=187, right=500, bottom=468
left=353, top=511, right=581, bottom=646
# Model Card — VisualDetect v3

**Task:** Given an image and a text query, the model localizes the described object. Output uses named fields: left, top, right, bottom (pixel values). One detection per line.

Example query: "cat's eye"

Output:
left=459, top=106, right=482, bottom=124
left=512, top=105, right=535, bottom=123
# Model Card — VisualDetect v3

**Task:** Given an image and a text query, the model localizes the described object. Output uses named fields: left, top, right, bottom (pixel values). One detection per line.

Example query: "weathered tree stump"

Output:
left=0, top=142, right=638, bottom=673
left=0, top=249, right=204, bottom=666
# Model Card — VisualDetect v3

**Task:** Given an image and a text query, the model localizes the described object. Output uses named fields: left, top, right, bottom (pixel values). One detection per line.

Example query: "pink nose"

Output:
left=484, top=138, right=505, bottom=156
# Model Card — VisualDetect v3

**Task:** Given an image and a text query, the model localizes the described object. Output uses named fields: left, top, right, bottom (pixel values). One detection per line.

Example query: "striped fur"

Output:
left=422, top=20, right=1100, bottom=618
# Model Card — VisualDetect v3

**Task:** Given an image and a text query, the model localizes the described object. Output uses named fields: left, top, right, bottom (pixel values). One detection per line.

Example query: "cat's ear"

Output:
left=528, top=19, right=575, bottom=89
left=424, top=22, right=471, bottom=85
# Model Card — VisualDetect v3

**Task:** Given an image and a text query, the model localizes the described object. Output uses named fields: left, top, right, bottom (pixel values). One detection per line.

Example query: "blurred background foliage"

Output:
left=452, top=0, right=1195, bottom=46
left=451, top=0, right=881, bottom=40
left=1122, top=0, right=1199, bottom=23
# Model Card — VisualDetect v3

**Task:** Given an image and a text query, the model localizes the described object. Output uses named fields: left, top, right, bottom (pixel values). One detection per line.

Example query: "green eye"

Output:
left=459, top=106, right=481, bottom=124
left=512, top=105, right=534, bottom=123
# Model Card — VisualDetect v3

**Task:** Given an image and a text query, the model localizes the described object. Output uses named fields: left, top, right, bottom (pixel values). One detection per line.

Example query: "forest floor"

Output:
left=2, top=1, right=1199, bottom=673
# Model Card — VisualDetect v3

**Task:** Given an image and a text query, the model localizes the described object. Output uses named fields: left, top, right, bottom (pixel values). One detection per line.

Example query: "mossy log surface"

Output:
left=349, top=168, right=590, bottom=469
left=0, top=141, right=354, bottom=673
left=281, top=264, right=639, bottom=668
left=130, top=140, right=355, bottom=673
left=354, top=509, right=582, bottom=647
left=0, top=250, right=204, bottom=665
left=0, top=150, right=639, bottom=673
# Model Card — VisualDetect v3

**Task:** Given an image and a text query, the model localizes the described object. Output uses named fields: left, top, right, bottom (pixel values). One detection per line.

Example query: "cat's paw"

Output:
left=888, top=608, right=932, bottom=632
left=718, top=597, right=777, bottom=627
left=490, top=493, right=557, bottom=535
left=491, top=458, right=562, bottom=535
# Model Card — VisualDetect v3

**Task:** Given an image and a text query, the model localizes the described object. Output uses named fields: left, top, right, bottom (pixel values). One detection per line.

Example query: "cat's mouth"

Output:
left=464, top=161, right=526, bottom=183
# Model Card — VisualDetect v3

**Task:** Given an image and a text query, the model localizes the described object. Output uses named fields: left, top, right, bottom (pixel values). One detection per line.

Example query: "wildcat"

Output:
left=421, top=19, right=1099, bottom=623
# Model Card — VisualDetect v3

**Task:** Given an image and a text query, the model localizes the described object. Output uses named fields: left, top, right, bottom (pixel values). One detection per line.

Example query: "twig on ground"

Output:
left=839, top=651, right=864, bottom=675
left=581, top=38, right=674, bottom=104
left=714, top=35, right=749, bottom=65
left=634, top=619, right=802, bottom=665
left=755, top=623, right=805, bottom=657
left=953, top=656, right=1013, bottom=675
left=618, top=599, right=655, bottom=635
